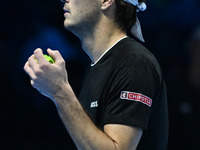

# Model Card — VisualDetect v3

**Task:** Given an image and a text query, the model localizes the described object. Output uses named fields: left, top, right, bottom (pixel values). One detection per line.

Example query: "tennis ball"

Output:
left=43, top=54, right=55, bottom=64
left=35, top=55, right=55, bottom=64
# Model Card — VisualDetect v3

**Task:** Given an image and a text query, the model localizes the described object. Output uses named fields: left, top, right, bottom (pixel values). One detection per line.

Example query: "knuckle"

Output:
left=24, top=67, right=28, bottom=73
left=28, top=57, right=32, bottom=61
left=40, top=64, right=48, bottom=70
left=60, top=60, right=66, bottom=66
left=23, top=65, right=27, bottom=70
left=54, top=50, right=61, bottom=56
left=28, top=55, right=34, bottom=61
left=54, top=50, right=59, bottom=53
left=35, top=69, right=42, bottom=76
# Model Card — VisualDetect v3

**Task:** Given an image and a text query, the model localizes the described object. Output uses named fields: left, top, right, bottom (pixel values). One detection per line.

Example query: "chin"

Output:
left=64, top=21, right=71, bottom=29
left=63, top=22, right=75, bottom=33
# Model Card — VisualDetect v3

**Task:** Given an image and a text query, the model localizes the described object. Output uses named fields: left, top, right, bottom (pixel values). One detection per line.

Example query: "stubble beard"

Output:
left=64, top=1, right=101, bottom=40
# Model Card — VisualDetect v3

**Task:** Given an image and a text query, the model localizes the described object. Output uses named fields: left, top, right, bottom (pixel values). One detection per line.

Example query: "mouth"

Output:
left=63, top=8, right=70, bottom=13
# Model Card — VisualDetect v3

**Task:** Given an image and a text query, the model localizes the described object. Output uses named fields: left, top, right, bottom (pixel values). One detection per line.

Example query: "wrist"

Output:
left=52, top=83, right=76, bottom=105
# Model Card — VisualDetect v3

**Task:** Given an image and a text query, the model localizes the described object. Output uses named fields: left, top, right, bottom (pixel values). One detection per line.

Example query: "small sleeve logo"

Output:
left=90, top=101, right=98, bottom=108
left=120, top=91, right=152, bottom=107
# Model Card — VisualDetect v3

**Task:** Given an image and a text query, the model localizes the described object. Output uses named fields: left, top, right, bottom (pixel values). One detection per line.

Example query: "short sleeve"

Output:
left=103, top=54, right=159, bottom=130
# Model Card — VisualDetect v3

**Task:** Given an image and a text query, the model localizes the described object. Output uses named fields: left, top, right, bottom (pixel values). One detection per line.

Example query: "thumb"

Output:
left=47, top=48, right=64, bottom=63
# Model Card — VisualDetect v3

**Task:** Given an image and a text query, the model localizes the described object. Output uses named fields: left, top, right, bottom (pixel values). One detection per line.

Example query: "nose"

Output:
left=61, top=0, right=69, bottom=3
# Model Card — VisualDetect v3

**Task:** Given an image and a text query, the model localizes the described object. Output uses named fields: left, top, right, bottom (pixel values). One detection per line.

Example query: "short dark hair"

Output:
left=114, top=0, right=146, bottom=33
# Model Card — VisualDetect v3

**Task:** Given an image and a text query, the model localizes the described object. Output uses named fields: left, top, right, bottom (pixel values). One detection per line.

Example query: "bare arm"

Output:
left=55, top=84, right=143, bottom=150
left=24, top=48, right=143, bottom=150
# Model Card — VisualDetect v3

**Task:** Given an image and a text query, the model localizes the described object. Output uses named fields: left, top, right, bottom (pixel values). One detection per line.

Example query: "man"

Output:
left=24, top=0, right=168, bottom=149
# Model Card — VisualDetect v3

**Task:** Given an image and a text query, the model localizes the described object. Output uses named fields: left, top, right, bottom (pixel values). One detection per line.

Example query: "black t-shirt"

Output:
left=77, top=37, right=168, bottom=150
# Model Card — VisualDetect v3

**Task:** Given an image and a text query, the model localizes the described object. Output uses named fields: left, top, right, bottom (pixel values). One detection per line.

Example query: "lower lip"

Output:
left=64, top=12, right=70, bottom=17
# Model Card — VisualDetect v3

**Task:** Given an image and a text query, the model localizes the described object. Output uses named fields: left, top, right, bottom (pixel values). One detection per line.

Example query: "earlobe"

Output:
left=101, top=0, right=115, bottom=10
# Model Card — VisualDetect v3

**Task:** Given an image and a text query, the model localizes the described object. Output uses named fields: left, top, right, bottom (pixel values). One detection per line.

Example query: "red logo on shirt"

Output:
left=120, top=91, right=152, bottom=107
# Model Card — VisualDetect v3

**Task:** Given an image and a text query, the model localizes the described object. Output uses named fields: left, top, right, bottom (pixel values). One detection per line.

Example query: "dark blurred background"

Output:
left=1, top=0, right=200, bottom=149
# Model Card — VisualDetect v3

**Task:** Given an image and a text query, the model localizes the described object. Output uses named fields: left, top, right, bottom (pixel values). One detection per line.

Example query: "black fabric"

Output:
left=78, top=37, right=168, bottom=150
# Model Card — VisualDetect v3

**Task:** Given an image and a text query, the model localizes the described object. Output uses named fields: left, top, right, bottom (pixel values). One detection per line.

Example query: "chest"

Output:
left=78, top=66, right=114, bottom=126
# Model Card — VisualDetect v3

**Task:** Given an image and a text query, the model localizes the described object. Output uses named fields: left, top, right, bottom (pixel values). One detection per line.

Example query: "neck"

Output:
left=79, top=18, right=127, bottom=63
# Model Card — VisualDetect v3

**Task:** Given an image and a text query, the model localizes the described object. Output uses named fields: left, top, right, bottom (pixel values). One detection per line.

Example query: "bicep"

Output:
left=104, top=124, right=143, bottom=150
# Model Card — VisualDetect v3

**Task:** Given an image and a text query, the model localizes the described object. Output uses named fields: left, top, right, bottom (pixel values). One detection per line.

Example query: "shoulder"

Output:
left=113, top=37, right=160, bottom=70
left=109, top=37, right=163, bottom=86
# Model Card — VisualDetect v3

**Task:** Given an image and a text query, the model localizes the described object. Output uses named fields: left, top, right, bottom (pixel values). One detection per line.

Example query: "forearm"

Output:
left=54, top=84, right=118, bottom=150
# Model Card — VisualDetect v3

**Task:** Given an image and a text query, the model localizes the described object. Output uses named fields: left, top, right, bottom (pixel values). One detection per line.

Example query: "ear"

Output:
left=101, top=0, right=115, bottom=10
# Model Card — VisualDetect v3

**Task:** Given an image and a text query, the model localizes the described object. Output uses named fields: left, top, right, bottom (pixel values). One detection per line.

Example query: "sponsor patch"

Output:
left=120, top=91, right=152, bottom=107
